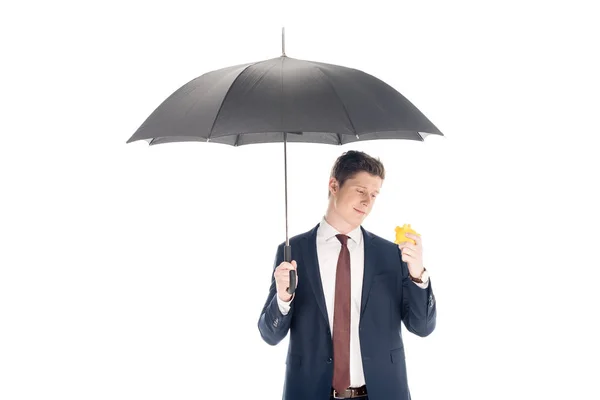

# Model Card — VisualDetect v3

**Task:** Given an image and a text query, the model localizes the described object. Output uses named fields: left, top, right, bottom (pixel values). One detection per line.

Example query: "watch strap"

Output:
left=409, top=267, right=427, bottom=283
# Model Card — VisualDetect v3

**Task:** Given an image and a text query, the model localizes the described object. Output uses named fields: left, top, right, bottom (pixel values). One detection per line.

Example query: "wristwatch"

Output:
left=409, top=267, right=428, bottom=284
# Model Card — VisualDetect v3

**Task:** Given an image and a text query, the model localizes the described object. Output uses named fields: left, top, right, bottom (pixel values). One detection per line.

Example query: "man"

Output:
left=258, top=150, right=436, bottom=400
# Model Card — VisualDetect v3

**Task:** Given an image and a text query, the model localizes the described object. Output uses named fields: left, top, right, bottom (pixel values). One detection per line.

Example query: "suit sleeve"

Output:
left=257, top=242, right=295, bottom=345
left=398, top=247, right=436, bottom=337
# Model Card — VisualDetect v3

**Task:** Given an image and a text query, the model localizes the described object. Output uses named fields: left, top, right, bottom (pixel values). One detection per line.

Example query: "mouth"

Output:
left=354, top=208, right=366, bottom=215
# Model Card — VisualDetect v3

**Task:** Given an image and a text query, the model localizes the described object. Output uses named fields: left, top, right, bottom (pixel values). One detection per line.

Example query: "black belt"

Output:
left=331, top=385, right=368, bottom=399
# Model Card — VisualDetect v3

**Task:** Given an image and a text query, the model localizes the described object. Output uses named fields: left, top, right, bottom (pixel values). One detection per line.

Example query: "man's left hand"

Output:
left=398, top=233, right=424, bottom=277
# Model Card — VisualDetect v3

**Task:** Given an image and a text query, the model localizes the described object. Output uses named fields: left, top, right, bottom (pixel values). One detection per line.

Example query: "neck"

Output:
left=324, top=202, right=359, bottom=235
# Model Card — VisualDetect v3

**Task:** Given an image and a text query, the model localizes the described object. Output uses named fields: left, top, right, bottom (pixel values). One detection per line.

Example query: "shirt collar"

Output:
left=318, top=216, right=362, bottom=245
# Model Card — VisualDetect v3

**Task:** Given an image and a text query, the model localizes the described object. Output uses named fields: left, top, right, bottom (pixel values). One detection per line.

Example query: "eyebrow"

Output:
left=357, top=185, right=380, bottom=194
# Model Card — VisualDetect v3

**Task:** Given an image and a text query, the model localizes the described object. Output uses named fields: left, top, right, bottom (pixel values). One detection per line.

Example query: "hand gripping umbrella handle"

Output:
left=284, top=244, right=296, bottom=294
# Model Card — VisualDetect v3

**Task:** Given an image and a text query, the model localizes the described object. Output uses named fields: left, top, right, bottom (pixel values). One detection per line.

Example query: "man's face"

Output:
left=330, top=171, right=383, bottom=226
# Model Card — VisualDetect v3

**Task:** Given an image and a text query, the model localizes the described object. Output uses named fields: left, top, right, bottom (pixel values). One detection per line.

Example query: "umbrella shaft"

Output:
left=284, top=132, right=289, bottom=245
left=283, top=131, right=296, bottom=294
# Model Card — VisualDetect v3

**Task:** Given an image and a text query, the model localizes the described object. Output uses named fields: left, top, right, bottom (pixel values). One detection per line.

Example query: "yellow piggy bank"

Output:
left=394, top=224, right=420, bottom=245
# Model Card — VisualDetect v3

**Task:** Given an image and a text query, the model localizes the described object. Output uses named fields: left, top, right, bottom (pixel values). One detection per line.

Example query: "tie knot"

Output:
left=336, top=234, right=349, bottom=246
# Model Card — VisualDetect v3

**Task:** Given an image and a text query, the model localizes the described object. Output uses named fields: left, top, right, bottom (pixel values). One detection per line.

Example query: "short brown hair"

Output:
left=328, top=150, right=385, bottom=197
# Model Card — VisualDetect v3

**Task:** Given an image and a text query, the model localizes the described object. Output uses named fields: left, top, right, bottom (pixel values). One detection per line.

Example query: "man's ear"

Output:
left=329, top=177, right=338, bottom=193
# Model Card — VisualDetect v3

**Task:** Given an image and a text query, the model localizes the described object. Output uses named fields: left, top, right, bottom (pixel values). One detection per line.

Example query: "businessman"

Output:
left=258, top=150, right=437, bottom=400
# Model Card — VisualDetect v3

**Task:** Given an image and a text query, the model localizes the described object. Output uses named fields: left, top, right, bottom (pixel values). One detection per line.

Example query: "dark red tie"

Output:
left=332, top=234, right=351, bottom=393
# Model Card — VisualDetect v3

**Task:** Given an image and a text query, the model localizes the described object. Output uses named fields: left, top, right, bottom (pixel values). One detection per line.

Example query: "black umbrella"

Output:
left=126, top=29, right=443, bottom=294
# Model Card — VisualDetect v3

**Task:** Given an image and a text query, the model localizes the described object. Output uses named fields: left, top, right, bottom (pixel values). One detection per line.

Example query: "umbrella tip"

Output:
left=282, top=27, right=286, bottom=57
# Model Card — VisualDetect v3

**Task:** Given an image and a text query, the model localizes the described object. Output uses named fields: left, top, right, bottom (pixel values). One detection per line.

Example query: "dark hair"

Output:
left=328, top=150, right=385, bottom=198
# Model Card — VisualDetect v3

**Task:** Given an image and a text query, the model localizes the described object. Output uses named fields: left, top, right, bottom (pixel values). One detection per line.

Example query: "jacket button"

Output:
left=327, top=357, right=332, bottom=363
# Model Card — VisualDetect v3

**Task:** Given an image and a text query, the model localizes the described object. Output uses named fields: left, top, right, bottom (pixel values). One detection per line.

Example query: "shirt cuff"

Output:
left=276, top=294, right=294, bottom=315
left=412, top=277, right=429, bottom=289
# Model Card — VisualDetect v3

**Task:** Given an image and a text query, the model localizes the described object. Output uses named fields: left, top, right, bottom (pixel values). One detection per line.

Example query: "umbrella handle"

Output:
left=284, top=244, right=296, bottom=294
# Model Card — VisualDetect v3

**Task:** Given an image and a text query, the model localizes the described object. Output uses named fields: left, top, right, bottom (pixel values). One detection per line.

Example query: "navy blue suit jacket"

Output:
left=258, top=222, right=436, bottom=400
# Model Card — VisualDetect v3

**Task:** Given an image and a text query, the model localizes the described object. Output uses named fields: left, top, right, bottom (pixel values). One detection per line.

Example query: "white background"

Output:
left=1, top=1, right=599, bottom=399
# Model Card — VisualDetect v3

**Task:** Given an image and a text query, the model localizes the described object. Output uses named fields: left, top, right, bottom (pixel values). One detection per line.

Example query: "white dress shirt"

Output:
left=277, top=216, right=429, bottom=387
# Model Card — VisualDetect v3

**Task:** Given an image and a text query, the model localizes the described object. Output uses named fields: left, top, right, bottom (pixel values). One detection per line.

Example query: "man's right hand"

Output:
left=274, top=260, right=298, bottom=302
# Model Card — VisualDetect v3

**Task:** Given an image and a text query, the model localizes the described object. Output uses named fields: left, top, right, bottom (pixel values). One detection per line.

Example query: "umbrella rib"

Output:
left=206, top=62, right=257, bottom=141
left=308, top=63, right=358, bottom=137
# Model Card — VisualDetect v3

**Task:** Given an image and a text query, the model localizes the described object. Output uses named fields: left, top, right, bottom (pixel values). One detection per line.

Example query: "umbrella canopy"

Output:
left=126, top=55, right=442, bottom=146
left=126, top=35, right=443, bottom=294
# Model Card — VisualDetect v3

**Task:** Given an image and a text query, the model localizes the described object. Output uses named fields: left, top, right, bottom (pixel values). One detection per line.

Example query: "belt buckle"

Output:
left=332, top=388, right=351, bottom=399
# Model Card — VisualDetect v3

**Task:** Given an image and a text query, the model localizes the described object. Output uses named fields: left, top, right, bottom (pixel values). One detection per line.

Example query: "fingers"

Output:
left=400, top=247, right=416, bottom=258
left=277, top=260, right=297, bottom=269
left=274, top=261, right=298, bottom=281
left=275, top=268, right=296, bottom=278
left=400, top=250, right=417, bottom=265
left=276, top=273, right=291, bottom=284
left=278, top=261, right=297, bottom=270
left=398, top=234, right=423, bottom=250
left=398, top=242, right=417, bottom=251
left=405, top=233, right=422, bottom=246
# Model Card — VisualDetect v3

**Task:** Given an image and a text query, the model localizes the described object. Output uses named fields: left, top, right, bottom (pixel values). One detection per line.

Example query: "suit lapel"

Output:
left=302, top=223, right=377, bottom=325
left=302, top=223, right=330, bottom=328
left=360, top=226, right=376, bottom=320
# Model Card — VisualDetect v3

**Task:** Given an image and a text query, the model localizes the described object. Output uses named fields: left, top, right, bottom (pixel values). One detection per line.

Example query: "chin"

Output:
left=351, top=212, right=367, bottom=222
